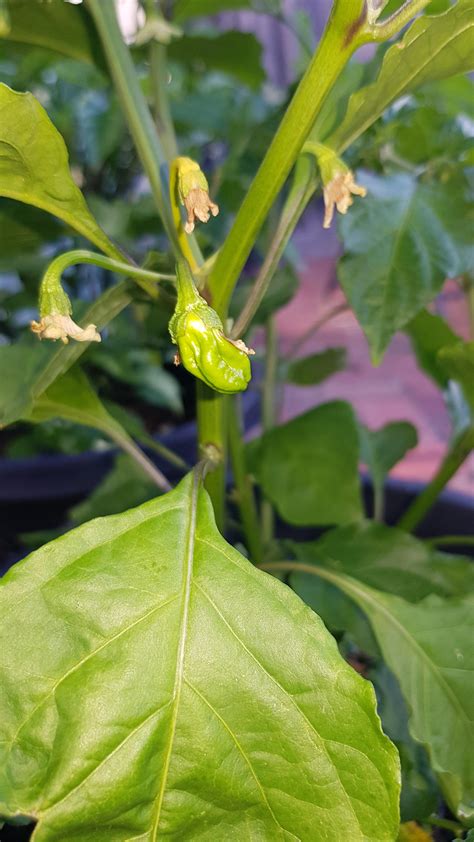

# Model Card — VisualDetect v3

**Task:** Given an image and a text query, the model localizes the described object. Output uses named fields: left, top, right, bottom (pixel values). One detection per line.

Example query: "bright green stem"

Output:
left=231, top=156, right=318, bottom=339
left=398, top=426, right=474, bottom=533
left=369, top=0, right=432, bottom=41
left=228, top=397, right=263, bottom=563
left=196, top=384, right=226, bottom=531
left=261, top=317, right=278, bottom=546
left=86, top=0, right=179, bottom=254
left=425, top=534, right=474, bottom=548
left=42, top=249, right=174, bottom=301
left=208, top=0, right=369, bottom=318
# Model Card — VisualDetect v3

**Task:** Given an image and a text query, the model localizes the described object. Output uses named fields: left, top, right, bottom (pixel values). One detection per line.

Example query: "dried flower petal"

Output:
left=31, top=314, right=101, bottom=344
left=323, top=171, right=367, bottom=229
left=184, top=188, right=219, bottom=234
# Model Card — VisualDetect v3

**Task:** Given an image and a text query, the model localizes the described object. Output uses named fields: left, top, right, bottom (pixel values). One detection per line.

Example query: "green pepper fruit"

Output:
left=169, top=261, right=253, bottom=394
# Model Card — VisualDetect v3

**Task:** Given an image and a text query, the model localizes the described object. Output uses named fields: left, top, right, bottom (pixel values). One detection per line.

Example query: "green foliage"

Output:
left=293, top=521, right=474, bottom=602
left=285, top=347, right=347, bottom=386
left=0, top=282, right=133, bottom=429
left=330, top=0, right=474, bottom=154
left=338, top=172, right=473, bottom=360
left=1, top=0, right=105, bottom=67
left=0, top=474, right=400, bottom=840
left=359, top=421, right=418, bottom=511
left=251, top=402, right=363, bottom=526
left=438, top=341, right=474, bottom=412
left=303, top=566, right=473, bottom=824
left=0, top=83, right=121, bottom=259
left=69, top=453, right=156, bottom=525
left=169, top=31, right=265, bottom=89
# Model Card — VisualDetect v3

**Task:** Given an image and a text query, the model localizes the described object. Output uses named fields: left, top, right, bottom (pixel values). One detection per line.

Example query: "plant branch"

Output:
left=287, top=301, right=349, bottom=357
left=86, top=0, right=180, bottom=254
left=196, top=384, right=226, bottom=530
left=43, top=249, right=175, bottom=299
left=398, top=426, right=474, bottom=533
left=425, top=534, right=474, bottom=549
left=370, top=0, right=432, bottom=41
left=110, top=429, right=172, bottom=492
left=231, top=156, right=318, bottom=339
left=208, top=0, right=370, bottom=319
left=261, top=316, right=278, bottom=546
left=228, top=397, right=263, bottom=563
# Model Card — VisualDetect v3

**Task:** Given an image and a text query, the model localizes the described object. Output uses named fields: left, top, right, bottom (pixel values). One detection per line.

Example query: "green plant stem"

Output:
left=425, top=534, right=474, bottom=548
left=425, top=815, right=465, bottom=835
left=398, top=426, right=474, bottom=533
left=370, top=0, right=432, bottom=41
left=208, top=0, right=370, bottom=319
left=231, top=156, right=318, bottom=339
left=110, top=429, right=172, bottom=491
left=43, top=249, right=174, bottom=298
left=86, top=0, right=179, bottom=254
left=149, top=40, right=178, bottom=161
left=261, top=316, right=278, bottom=545
left=196, top=384, right=226, bottom=530
left=228, top=397, right=263, bottom=563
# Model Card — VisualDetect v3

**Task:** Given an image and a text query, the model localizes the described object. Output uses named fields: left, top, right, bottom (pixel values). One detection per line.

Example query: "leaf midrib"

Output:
left=150, top=471, right=199, bottom=838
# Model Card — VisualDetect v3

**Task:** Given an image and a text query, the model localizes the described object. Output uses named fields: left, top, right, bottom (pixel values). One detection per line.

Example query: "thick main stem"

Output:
left=228, top=397, right=263, bottom=563
left=398, top=426, right=474, bottom=533
left=208, top=0, right=368, bottom=319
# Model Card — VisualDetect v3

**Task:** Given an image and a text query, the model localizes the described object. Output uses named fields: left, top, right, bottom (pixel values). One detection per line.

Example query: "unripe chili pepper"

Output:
left=169, top=261, right=254, bottom=394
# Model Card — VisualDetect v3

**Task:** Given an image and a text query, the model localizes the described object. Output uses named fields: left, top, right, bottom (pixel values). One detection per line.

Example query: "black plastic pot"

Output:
left=0, top=389, right=261, bottom=574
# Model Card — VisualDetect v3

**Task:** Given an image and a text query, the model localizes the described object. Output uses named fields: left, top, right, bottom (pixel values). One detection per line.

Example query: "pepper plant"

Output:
left=0, top=1, right=473, bottom=840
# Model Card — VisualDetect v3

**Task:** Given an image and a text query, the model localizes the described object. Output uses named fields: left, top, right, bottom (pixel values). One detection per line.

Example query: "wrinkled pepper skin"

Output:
left=169, top=262, right=252, bottom=394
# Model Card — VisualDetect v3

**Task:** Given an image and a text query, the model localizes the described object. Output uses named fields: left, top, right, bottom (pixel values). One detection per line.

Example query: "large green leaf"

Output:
left=0, top=83, right=122, bottom=260
left=293, top=521, right=474, bottom=602
left=168, top=31, right=265, bottom=88
left=0, top=281, right=133, bottom=429
left=251, top=402, right=363, bottom=526
left=0, top=473, right=400, bottom=840
left=337, top=173, right=474, bottom=361
left=329, top=0, right=474, bottom=154
left=283, top=561, right=473, bottom=824
left=1, top=0, right=105, bottom=67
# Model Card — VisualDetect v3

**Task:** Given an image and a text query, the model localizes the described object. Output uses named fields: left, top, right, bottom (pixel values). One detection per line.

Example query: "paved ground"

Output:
left=271, top=204, right=473, bottom=496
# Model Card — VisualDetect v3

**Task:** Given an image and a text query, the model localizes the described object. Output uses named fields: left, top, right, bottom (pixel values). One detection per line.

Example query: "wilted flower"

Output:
left=174, top=157, right=219, bottom=234
left=303, top=142, right=367, bottom=229
left=30, top=262, right=101, bottom=344
left=31, top=314, right=100, bottom=344
left=323, top=170, right=367, bottom=229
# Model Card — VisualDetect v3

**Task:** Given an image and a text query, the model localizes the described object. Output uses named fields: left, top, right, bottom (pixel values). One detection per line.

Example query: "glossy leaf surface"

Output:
left=0, top=474, right=399, bottom=841
left=0, top=83, right=122, bottom=259
left=252, top=402, right=363, bottom=526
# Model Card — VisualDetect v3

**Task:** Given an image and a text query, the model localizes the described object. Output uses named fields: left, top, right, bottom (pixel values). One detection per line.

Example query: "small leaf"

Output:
left=1, top=0, right=104, bottom=66
left=330, top=1, right=474, bottom=154
left=252, top=402, right=363, bottom=526
left=438, top=341, right=474, bottom=412
left=286, top=347, right=347, bottom=386
left=174, top=0, right=251, bottom=22
left=0, top=83, right=122, bottom=260
left=169, top=31, right=265, bottom=89
left=0, top=474, right=400, bottom=840
left=337, top=173, right=474, bottom=361
left=359, top=421, right=418, bottom=502
left=294, top=562, right=474, bottom=823
left=406, top=309, right=461, bottom=389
